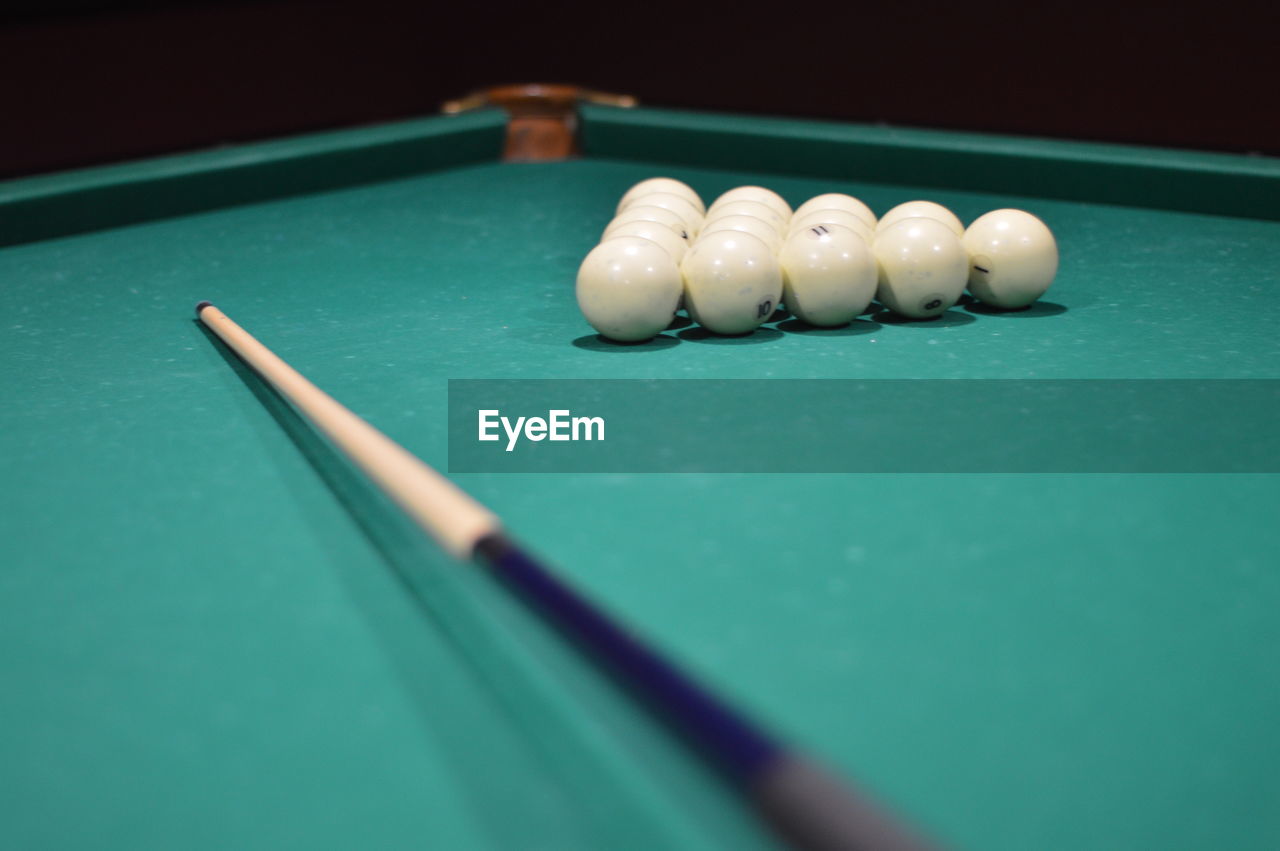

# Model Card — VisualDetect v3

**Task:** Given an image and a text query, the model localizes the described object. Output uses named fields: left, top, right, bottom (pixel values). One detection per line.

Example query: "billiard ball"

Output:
left=576, top=237, right=683, bottom=342
left=618, top=192, right=703, bottom=235
left=779, top=224, right=876, bottom=327
left=962, top=209, right=1059, bottom=308
left=877, top=200, right=965, bottom=237
left=601, top=220, right=689, bottom=263
left=617, top=177, right=705, bottom=215
left=604, top=205, right=692, bottom=242
left=681, top=230, right=783, bottom=334
left=699, top=214, right=783, bottom=253
left=793, top=193, right=877, bottom=230
left=873, top=217, right=969, bottom=318
left=703, top=200, right=788, bottom=236
left=788, top=209, right=875, bottom=245
left=708, top=186, right=792, bottom=222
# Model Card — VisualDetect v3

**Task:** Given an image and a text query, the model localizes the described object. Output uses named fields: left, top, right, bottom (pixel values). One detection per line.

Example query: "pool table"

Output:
left=2, top=99, right=1278, bottom=851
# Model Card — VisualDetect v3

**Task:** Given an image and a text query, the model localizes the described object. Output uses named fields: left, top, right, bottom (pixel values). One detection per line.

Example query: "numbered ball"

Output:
left=703, top=199, right=788, bottom=236
left=602, top=220, right=689, bottom=263
left=779, top=224, right=876, bottom=327
left=877, top=200, right=965, bottom=237
left=789, top=209, right=875, bottom=245
left=699, top=214, right=783, bottom=253
left=604, top=205, right=692, bottom=243
left=873, top=218, right=969, bottom=319
left=681, top=230, right=783, bottom=335
left=962, top=209, right=1059, bottom=309
left=576, top=237, right=683, bottom=342
left=617, top=177, right=705, bottom=215
left=708, top=186, right=792, bottom=222
left=793, top=193, right=877, bottom=229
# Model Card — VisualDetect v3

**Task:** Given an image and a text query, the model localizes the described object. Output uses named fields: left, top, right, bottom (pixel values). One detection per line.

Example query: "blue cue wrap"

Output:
left=473, top=534, right=934, bottom=851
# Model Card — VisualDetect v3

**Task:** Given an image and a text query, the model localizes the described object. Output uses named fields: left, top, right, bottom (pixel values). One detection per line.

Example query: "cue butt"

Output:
left=478, top=532, right=936, bottom=850
left=753, top=756, right=936, bottom=851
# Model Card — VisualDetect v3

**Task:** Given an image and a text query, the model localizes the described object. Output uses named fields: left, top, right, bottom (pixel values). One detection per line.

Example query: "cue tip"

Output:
left=195, top=300, right=213, bottom=316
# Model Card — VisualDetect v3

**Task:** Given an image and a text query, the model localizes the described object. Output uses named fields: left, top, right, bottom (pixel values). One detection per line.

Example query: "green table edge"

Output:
left=580, top=104, right=1280, bottom=222
left=4, top=102, right=1278, bottom=250
left=0, top=109, right=508, bottom=247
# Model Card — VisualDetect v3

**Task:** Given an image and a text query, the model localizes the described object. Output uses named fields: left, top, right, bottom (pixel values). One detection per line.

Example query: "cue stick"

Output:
left=195, top=301, right=934, bottom=851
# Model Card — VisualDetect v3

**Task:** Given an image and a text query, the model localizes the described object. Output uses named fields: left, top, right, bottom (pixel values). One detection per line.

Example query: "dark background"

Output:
left=1, top=0, right=1275, bottom=178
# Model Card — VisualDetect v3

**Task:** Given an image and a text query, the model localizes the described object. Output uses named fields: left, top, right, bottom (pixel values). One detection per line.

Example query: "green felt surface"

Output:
left=2, top=110, right=1279, bottom=851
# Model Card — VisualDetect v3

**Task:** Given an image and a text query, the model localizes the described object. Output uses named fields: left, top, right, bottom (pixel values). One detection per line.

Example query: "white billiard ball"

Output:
left=877, top=201, right=965, bottom=237
left=793, top=193, right=877, bottom=229
left=617, top=177, right=705, bottom=215
left=779, top=224, right=876, bottom=327
left=601, top=220, right=689, bottom=263
left=699, top=214, right=783, bottom=253
left=962, top=209, right=1059, bottom=309
left=707, top=186, right=792, bottom=222
left=788, top=209, right=875, bottom=245
left=703, top=199, right=788, bottom=236
left=576, top=237, right=683, bottom=342
left=873, top=217, right=969, bottom=319
left=618, top=191, right=703, bottom=235
left=680, top=230, right=783, bottom=335
left=604, top=205, right=692, bottom=243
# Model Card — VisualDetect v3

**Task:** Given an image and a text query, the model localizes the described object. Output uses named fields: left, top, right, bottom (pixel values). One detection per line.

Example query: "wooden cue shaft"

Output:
left=195, top=301, right=499, bottom=559
left=196, top=300, right=934, bottom=851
